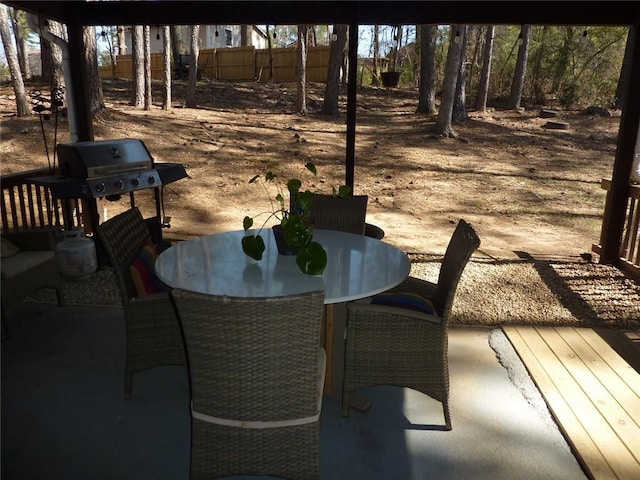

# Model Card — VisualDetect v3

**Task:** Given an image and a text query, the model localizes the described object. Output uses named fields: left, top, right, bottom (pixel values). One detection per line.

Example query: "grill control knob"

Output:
left=114, top=179, right=124, bottom=190
left=131, top=178, right=140, bottom=187
left=148, top=176, right=156, bottom=185
left=95, top=182, right=105, bottom=193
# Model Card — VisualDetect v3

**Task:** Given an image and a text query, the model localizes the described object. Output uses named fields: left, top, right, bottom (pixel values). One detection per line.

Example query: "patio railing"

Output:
left=1, top=168, right=84, bottom=233
left=593, top=179, right=640, bottom=279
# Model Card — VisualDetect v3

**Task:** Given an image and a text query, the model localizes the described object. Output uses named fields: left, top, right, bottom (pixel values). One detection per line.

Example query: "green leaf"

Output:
left=337, top=185, right=352, bottom=197
left=295, top=190, right=315, bottom=213
left=305, top=162, right=317, bottom=175
left=243, top=216, right=253, bottom=231
left=283, top=213, right=312, bottom=247
left=248, top=174, right=260, bottom=184
left=287, top=178, right=302, bottom=195
left=265, top=171, right=277, bottom=182
left=296, top=241, right=327, bottom=275
left=241, top=234, right=265, bottom=260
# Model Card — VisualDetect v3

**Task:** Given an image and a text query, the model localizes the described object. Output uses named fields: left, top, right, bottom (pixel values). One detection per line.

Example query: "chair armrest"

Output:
left=2, top=230, right=56, bottom=251
left=347, top=301, right=443, bottom=325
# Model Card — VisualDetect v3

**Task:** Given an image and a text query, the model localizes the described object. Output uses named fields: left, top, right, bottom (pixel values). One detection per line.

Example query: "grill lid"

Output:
left=57, top=138, right=154, bottom=179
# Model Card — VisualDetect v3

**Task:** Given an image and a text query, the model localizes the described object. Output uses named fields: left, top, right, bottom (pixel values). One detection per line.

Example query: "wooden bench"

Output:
left=503, top=326, right=640, bottom=480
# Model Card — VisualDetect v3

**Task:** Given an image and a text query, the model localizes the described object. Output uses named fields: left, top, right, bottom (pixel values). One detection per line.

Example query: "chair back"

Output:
left=431, top=219, right=480, bottom=319
left=171, top=290, right=326, bottom=423
left=96, top=207, right=150, bottom=301
left=310, top=194, right=368, bottom=235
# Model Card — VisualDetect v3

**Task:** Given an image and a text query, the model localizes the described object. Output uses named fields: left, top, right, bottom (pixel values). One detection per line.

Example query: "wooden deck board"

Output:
left=503, top=326, right=640, bottom=480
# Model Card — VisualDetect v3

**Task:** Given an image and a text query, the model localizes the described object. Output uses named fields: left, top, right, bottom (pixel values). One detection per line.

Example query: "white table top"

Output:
left=155, top=229, right=411, bottom=304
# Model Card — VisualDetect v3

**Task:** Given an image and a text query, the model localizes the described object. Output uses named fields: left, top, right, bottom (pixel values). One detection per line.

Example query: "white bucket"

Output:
left=56, top=235, right=98, bottom=278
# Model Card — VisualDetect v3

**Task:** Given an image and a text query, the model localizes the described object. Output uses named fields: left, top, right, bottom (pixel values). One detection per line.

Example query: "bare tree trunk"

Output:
left=453, top=25, right=469, bottom=122
left=341, top=31, right=348, bottom=87
left=240, top=25, right=252, bottom=47
left=531, top=26, right=549, bottom=104
left=435, top=25, right=464, bottom=138
left=552, top=27, right=573, bottom=94
left=131, top=26, right=144, bottom=108
left=83, top=26, right=105, bottom=113
left=185, top=25, right=200, bottom=108
left=43, top=19, right=66, bottom=109
left=296, top=25, right=308, bottom=115
left=101, top=26, right=118, bottom=77
left=321, top=24, right=347, bottom=116
left=171, top=26, right=185, bottom=69
left=10, top=8, right=31, bottom=79
left=143, top=25, right=152, bottom=110
left=372, top=25, right=380, bottom=86
left=266, top=25, right=275, bottom=82
left=507, top=25, right=532, bottom=109
left=0, top=5, right=29, bottom=116
left=475, top=26, right=495, bottom=111
left=162, top=26, right=172, bottom=110
left=40, top=36, right=51, bottom=81
left=389, top=25, right=401, bottom=72
left=117, top=26, right=127, bottom=54
left=309, top=26, right=317, bottom=47
left=416, top=25, right=436, bottom=114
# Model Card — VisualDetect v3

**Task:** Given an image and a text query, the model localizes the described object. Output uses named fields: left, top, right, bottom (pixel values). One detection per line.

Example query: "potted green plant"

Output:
left=241, top=162, right=349, bottom=275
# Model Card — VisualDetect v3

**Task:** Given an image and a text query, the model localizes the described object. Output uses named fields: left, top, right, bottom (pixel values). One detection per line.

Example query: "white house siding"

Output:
left=121, top=25, right=267, bottom=55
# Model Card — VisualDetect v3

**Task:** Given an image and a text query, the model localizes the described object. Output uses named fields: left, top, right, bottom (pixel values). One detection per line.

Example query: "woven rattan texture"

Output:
left=342, top=219, right=480, bottom=430
left=96, top=207, right=150, bottom=301
left=172, top=289, right=325, bottom=480
left=96, top=207, right=186, bottom=399
left=309, top=194, right=368, bottom=235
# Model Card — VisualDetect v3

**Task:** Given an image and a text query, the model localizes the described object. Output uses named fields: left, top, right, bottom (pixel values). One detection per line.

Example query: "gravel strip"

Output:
left=408, top=253, right=640, bottom=329
left=27, top=254, right=640, bottom=329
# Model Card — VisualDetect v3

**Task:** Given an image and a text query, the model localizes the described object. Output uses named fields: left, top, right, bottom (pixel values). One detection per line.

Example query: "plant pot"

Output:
left=381, top=71, right=400, bottom=88
left=272, top=225, right=298, bottom=255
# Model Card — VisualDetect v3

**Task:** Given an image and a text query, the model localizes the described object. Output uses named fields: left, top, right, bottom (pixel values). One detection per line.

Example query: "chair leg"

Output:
left=1, top=304, right=9, bottom=340
left=341, top=391, right=350, bottom=417
left=55, top=287, right=65, bottom=306
left=124, top=373, right=132, bottom=400
left=443, top=401, right=452, bottom=431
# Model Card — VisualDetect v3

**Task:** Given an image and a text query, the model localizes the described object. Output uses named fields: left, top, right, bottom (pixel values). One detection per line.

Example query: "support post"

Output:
left=345, top=22, right=358, bottom=192
left=600, top=25, right=640, bottom=264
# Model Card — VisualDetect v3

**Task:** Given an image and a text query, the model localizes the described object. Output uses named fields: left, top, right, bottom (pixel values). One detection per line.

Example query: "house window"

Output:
left=225, top=29, right=232, bottom=46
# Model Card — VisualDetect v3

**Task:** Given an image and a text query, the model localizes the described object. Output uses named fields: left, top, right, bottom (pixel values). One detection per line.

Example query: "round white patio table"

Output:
left=155, top=228, right=410, bottom=303
left=155, top=228, right=410, bottom=398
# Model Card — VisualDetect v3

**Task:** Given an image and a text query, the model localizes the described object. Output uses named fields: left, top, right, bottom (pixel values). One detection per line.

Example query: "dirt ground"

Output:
left=0, top=78, right=622, bottom=260
left=4, top=78, right=639, bottom=329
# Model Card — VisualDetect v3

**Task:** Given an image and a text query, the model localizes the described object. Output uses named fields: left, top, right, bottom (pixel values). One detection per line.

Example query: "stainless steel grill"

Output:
left=27, top=138, right=187, bottom=243
left=57, top=138, right=163, bottom=198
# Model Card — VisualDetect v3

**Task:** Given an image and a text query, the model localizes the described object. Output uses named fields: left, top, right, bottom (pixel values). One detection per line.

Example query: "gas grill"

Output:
left=29, top=138, right=187, bottom=200
left=57, top=138, right=163, bottom=198
left=28, top=138, right=187, bottom=242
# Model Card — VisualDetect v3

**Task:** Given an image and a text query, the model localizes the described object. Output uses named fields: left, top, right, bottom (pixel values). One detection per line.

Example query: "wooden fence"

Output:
left=592, top=179, right=640, bottom=279
left=99, top=45, right=331, bottom=83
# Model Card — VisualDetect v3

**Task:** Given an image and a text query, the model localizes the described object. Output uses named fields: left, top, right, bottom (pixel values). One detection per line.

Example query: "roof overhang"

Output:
left=5, top=1, right=640, bottom=27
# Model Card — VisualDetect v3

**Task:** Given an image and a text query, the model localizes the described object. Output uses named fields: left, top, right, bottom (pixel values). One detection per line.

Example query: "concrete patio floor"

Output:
left=1, top=302, right=588, bottom=479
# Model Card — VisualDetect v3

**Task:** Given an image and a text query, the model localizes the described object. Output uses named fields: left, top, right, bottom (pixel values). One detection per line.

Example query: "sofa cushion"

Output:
left=1, top=251, right=55, bottom=280
left=1, top=237, right=20, bottom=258
left=129, top=241, right=167, bottom=296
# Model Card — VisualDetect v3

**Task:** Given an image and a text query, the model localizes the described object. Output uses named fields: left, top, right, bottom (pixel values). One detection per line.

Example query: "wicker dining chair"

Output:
left=96, top=207, right=186, bottom=399
left=309, top=194, right=368, bottom=235
left=341, top=219, right=480, bottom=430
left=171, top=289, right=326, bottom=480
